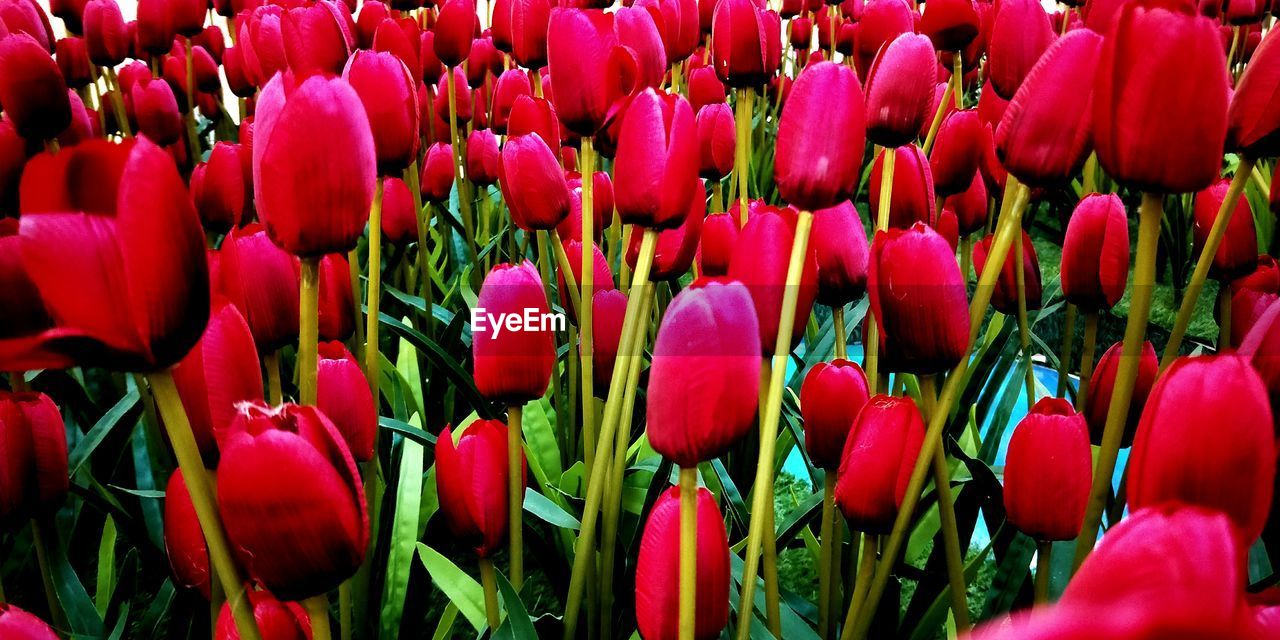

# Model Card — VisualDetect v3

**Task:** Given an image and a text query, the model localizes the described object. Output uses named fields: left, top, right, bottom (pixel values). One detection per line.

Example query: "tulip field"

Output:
left=4, top=0, right=1280, bottom=637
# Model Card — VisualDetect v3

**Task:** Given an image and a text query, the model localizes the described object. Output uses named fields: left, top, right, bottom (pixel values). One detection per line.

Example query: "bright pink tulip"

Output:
left=775, top=61, right=867, bottom=211
left=634, top=487, right=731, bottom=640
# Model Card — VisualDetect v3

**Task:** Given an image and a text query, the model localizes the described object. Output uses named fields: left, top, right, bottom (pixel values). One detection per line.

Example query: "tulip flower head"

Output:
left=499, top=133, right=571, bottom=231
left=1003, top=398, right=1091, bottom=541
left=863, top=33, right=936, bottom=148
left=164, top=470, right=211, bottom=599
left=614, top=88, right=699, bottom=230
left=835, top=395, right=926, bottom=533
left=728, top=208, right=819, bottom=353
left=317, top=341, right=376, bottom=463
left=775, top=61, right=867, bottom=211
left=800, top=359, right=871, bottom=470
left=214, top=590, right=311, bottom=640
left=634, top=487, right=731, bottom=640
left=1083, top=340, right=1158, bottom=447
left=810, top=200, right=869, bottom=307
left=711, top=0, right=782, bottom=89
left=1060, top=194, right=1129, bottom=312
left=973, top=230, right=1042, bottom=315
left=0, top=605, right=59, bottom=640
left=546, top=8, right=640, bottom=136
left=472, top=262, right=557, bottom=404
left=436, top=418, right=526, bottom=557
left=0, top=391, right=69, bottom=522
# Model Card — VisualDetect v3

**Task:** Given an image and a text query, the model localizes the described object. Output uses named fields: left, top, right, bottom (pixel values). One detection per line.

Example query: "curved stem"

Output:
left=507, top=404, right=524, bottom=589
left=865, top=147, right=895, bottom=395
left=299, top=258, right=320, bottom=406
left=1034, top=541, right=1051, bottom=604
left=479, top=557, right=501, bottom=631
left=678, top=467, right=699, bottom=640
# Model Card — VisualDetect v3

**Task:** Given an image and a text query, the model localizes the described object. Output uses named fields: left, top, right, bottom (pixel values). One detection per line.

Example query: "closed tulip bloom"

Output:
left=1003, top=397, right=1091, bottom=541
left=372, top=17, right=422, bottom=83
left=379, top=177, right=417, bottom=246
left=172, top=299, right=264, bottom=465
left=472, top=262, right=556, bottom=403
left=215, top=590, right=310, bottom=640
left=869, top=145, right=936, bottom=229
left=696, top=104, right=735, bottom=181
left=996, top=29, right=1101, bottom=188
left=1084, top=340, right=1157, bottom=447
left=698, top=212, right=737, bottom=277
left=436, top=419, right=525, bottom=557
left=775, top=62, right=867, bottom=211
left=728, top=208, right=819, bottom=353
left=433, top=0, right=476, bottom=68
left=191, top=142, right=247, bottom=235
left=930, top=110, right=984, bottom=197
left=240, top=7, right=287, bottom=87
left=547, top=8, right=640, bottom=136
left=801, top=359, right=871, bottom=470
left=559, top=240, right=614, bottom=319
left=811, top=200, right=869, bottom=307
left=466, top=129, right=499, bottom=187
left=788, top=15, right=813, bottom=50
left=316, top=341, right=375, bottom=463
left=863, top=33, right=935, bottom=148
left=164, top=470, right=211, bottom=599
left=223, top=47, right=255, bottom=98
left=219, top=224, right=301, bottom=353
left=54, top=36, right=91, bottom=89
left=1128, top=356, right=1275, bottom=545
left=83, top=0, right=128, bottom=66
left=634, top=487, right=731, bottom=640
left=282, top=0, right=353, bottom=78
left=647, top=280, right=761, bottom=465
left=217, top=402, right=368, bottom=600
left=646, top=0, right=701, bottom=63
left=1094, top=0, right=1228, bottom=194
left=921, top=0, right=980, bottom=51
left=419, top=142, right=456, bottom=203
left=631, top=188, right=705, bottom=281
left=1194, top=178, right=1258, bottom=281
left=614, top=89, right=698, bottom=229
left=1227, top=29, right=1280, bottom=158
left=615, top=5, right=667, bottom=89
left=0, top=34, right=71, bottom=142
left=317, top=253, right=355, bottom=342
left=506, top=94, right=560, bottom=153
left=134, top=0, right=174, bottom=56
left=0, top=605, right=59, bottom=640
left=946, top=173, right=989, bottom=235
left=711, top=0, right=782, bottom=89
left=592, top=289, right=627, bottom=391
left=132, top=78, right=183, bottom=147
left=1239, top=299, right=1280, bottom=425
left=868, top=223, right=970, bottom=374
left=343, top=50, right=420, bottom=174
left=854, top=0, right=914, bottom=77
left=0, top=391, right=69, bottom=521
left=355, top=1, right=389, bottom=49
left=434, top=69, right=474, bottom=123
left=687, top=65, right=727, bottom=114
left=985, top=0, right=1053, bottom=100
left=498, top=133, right=570, bottom=231
left=168, top=0, right=205, bottom=36
left=835, top=395, right=925, bottom=533
left=490, top=69, right=532, bottom=134
left=509, top=0, right=551, bottom=69
left=973, top=230, right=1042, bottom=315
left=1060, top=193, right=1129, bottom=312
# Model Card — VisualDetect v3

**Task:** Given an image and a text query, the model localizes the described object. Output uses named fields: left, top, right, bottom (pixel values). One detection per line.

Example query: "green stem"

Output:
left=365, top=179, right=385, bottom=406
left=1034, top=541, right=1051, bottom=604
left=507, top=404, right=524, bottom=589
left=678, top=466, right=698, bottom=640
left=865, top=147, right=895, bottom=395
left=1077, top=312, right=1099, bottom=413
left=1014, top=232, right=1035, bottom=409
left=579, top=140, right=597, bottom=511
left=446, top=69, right=480, bottom=279
left=30, top=518, right=68, bottom=631
left=348, top=248, right=365, bottom=358
left=840, top=534, right=878, bottom=637
left=734, top=88, right=754, bottom=225
left=919, top=376, right=969, bottom=630
left=1057, top=304, right=1077, bottom=398
left=952, top=52, right=963, bottom=110
left=818, top=474, right=837, bottom=638
left=265, top=350, right=283, bottom=405
left=339, top=582, right=352, bottom=640
left=920, top=84, right=953, bottom=156
left=479, top=557, right=500, bottom=631
left=299, top=258, right=320, bottom=406
left=304, top=595, right=331, bottom=640
left=404, top=160, right=435, bottom=334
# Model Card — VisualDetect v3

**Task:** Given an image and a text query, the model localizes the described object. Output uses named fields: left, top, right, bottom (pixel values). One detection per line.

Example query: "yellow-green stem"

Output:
left=479, top=557, right=500, bottom=631
left=961, top=235, right=972, bottom=283
left=920, top=84, right=954, bottom=155
left=952, top=52, right=963, bottom=110
left=817, top=474, right=837, bottom=638
left=1014, top=232, right=1035, bottom=409
left=840, top=534, right=878, bottom=638
left=446, top=68, right=480, bottom=276
left=30, top=518, right=67, bottom=631
left=305, top=595, right=331, bottom=640
left=1034, top=541, right=1051, bottom=604
left=348, top=248, right=365, bottom=357
left=365, top=179, right=385, bottom=407
left=919, top=376, right=969, bottom=630
left=866, top=147, right=895, bottom=394
left=1077, top=312, right=1099, bottom=412
left=833, top=306, right=847, bottom=360
left=265, top=350, right=283, bottom=404
left=678, top=466, right=698, bottom=640
left=338, top=583, right=352, bottom=640
left=184, top=38, right=200, bottom=165
left=734, top=88, right=754, bottom=225
left=507, top=404, right=524, bottom=589
left=1057, top=304, right=1077, bottom=397
left=104, top=67, right=132, bottom=137
left=580, top=141, right=597, bottom=509
left=299, top=258, right=320, bottom=406
left=405, top=161, right=435, bottom=330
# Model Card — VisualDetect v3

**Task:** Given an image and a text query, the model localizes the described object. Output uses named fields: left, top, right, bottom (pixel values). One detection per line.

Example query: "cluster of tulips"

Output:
left=1, top=0, right=1280, bottom=636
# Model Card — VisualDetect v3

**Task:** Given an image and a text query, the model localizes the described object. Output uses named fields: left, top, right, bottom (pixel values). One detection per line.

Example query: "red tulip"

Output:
left=0, top=218, right=49, bottom=340
left=0, top=604, right=59, bottom=640
left=192, top=142, right=247, bottom=235
left=930, top=109, right=984, bottom=197
left=419, top=142, right=456, bottom=203
left=615, top=4, right=666, bottom=89
left=634, top=486, right=731, bottom=640
left=811, top=200, right=869, bottom=307
left=507, top=94, right=560, bottom=153
left=1093, top=0, right=1229, bottom=194
left=490, top=69, right=532, bottom=134
left=343, top=50, right=419, bottom=175
left=1083, top=340, right=1157, bottom=447
left=0, top=391, right=69, bottom=521
left=921, top=0, right=980, bottom=52
left=835, top=395, right=925, bottom=533
left=775, top=61, right=866, bottom=211
left=788, top=15, right=813, bottom=50
left=0, top=34, right=71, bottom=142
left=132, top=78, right=183, bottom=147
left=868, top=144, right=936, bottom=230
left=54, top=36, right=91, bottom=89
left=355, top=1, right=389, bottom=49
left=647, top=280, right=761, bottom=465
left=592, top=289, right=627, bottom=392
left=378, top=177, right=417, bottom=247
left=1227, top=28, right=1280, bottom=158
left=853, top=0, right=914, bottom=77
left=972, top=230, right=1042, bottom=315
left=801, top=359, right=870, bottom=470
left=1003, top=397, right=1091, bottom=541
left=547, top=8, right=639, bottom=136
left=372, top=17, right=422, bottom=83
left=164, top=470, right=211, bottom=599
left=863, top=33, right=935, bottom=148
left=559, top=240, right=614, bottom=317
left=647, top=0, right=701, bottom=63
left=1234, top=255, right=1280, bottom=295
left=687, top=65, right=727, bottom=114
left=498, top=133, right=571, bottom=231
left=434, top=68, right=472, bottom=124
left=317, top=253, right=355, bottom=342
left=710, top=0, right=782, bottom=89
left=508, top=0, right=551, bottom=69
left=317, top=341, right=375, bottom=463
left=1239, top=297, right=1280, bottom=427
left=215, top=589, right=311, bottom=640
left=615, top=88, right=698, bottom=229
left=134, top=0, right=175, bottom=56
left=985, top=0, right=1053, bottom=100
left=1060, top=194, right=1129, bottom=312
left=466, top=129, right=499, bottom=186
left=728, top=208, right=819, bottom=354
left=224, top=46, right=255, bottom=98
left=1193, top=178, right=1258, bottom=281
left=868, top=222, right=970, bottom=374
left=472, top=261, right=557, bottom=404
left=83, top=0, right=128, bottom=66
left=698, top=212, right=737, bottom=277
left=217, top=402, right=368, bottom=600
left=436, top=418, right=525, bottom=557
left=433, top=0, right=476, bottom=68
left=627, top=185, right=705, bottom=281
left=219, top=224, right=301, bottom=353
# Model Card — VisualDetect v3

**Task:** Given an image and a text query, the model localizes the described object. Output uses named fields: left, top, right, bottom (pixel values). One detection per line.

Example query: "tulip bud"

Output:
left=55, top=36, right=91, bottom=89
left=192, top=143, right=247, bottom=235
left=869, top=223, right=970, bottom=374
left=775, top=62, right=867, bottom=211
left=434, top=0, right=477, bottom=68
left=164, top=470, right=211, bottom=599
left=132, top=78, right=183, bottom=147
left=985, top=0, right=1053, bottom=100
left=801, top=359, right=870, bottom=470
left=281, top=0, right=354, bottom=78
left=864, top=33, right=935, bottom=148
left=696, top=103, right=736, bottom=181
left=728, top=208, right=819, bottom=354
left=1194, top=178, right=1259, bottom=282
left=83, top=0, right=129, bottom=66
left=615, top=89, right=699, bottom=229
left=1083, top=340, right=1157, bottom=447
left=317, top=253, right=355, bottom=342
left=1093, top=0, right=1229, bottom=193
left=214, top=588, right=311, bottom=640
left=921, top=0, right=980, bottom=52
left=434, top=68, right=472, bottom=125
left=509, top=0, right=552, bottom=69
left=134, top=0, right=175, bottom=56
left=218, top=402, right=368, bottom=600
left=559, top=240, right=614, bottom=321
left=378, top=177, right=417, bottom=247
left=547, top=8, right=640, bottom=136
left=788, top=15, right=813, bottom=51
left=634, top=487, right=731, bottom=640
left=869, top=145, right=936, bottom=229
left=811, top=201, right=869, bottom=307
left=973, top=230, right=1042, bottom=315
left=558, top=172, right=613, bottom=243
left=491, top=69, right=532, bottom=134
left=436, top=418, right=525, bottom=557
left=0, top=604, right=59, bottom=639
left=628, top=187, right=706, bottom=281
left=1059, top=194, right=1130, bottom=312
left=344, top=50, right=420, bottom=175
left=697, top=213, right=737, bottom=278
left=711, top=0, right=782, bottom=89
left=835, top=395, right=925, bottom=533
left=507, top=94, right=560, bottom=153
left=1003, top=398, right=1091, bottom=541
left=0, top=34, right=71, bottom=142
left=592, top=289, right=627, bottom=392
left=220, top=224, right=301, bottom=353
left=472, top=262, right=556, bottom=403
left=355, top=1, right=389, bottom=49
left=854, top=0, right=914, bottom=77
left=317, top=342, right=376, bottom=463
left=930, top=110, right=984, bottom=197
left=372, top=17, right=422, bottom=83
left=0, top=391, right=69, bottom=521
left=419, top=142, right=456, bottom=203
left=499, top=134, right=571, bottom=231
left=253, top=73, right=376, bottom=257
left=466, top=129, right=499, bottom=186
left=615, top=5, right=666, bottom=89
left=688, top=65, right=727, bottom=114
left=1227, top=29, right=1280, bottom=158
left=944, top=173, right=988, bottom=236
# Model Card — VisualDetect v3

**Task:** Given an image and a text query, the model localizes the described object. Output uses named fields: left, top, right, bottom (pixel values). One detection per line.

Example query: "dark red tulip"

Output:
left=0, top=34, right=71, bottom=142
left=687, top=65, right=727, bottom=114
left=83, top=0, right=128, bottom=66
left=1093, top=0, right=1229, bottom=194
left=615, top=89, right=698, bottom=229
left=1194, top=178, right=1258, bottom=281
left=223, top=46, right=255, bottom=98
left=868, top=222, right=970, bottom=374
left=433, top=0, right=476, bottom=68
left=172, top=298, right=264, bottom=465
left=944, top=172, right=988, bottom=235
left=466, top=129, right=499, bottom=187
left=788, top=16, right=813, bottom=51
left=0, top=391, right=69, bottom=521
left=985, top=0, right=1053, bottom=100
left=164, top=470, right=211, bottom=599
left=282, top=0, right=355, bottom=78
left=615, top=5, right=666, bottom=89
left=0, top=0, right=53, bottom=50
left=436, top=418, right=525, bottom=557
left=253, top=73, right=375, bottom=257
left=168, top=0, right=205, bottom=36
left=132, top=78, right=183, bottom=147
left=8, top=138, right=207, bottom=372
left=1083, top=340, right=1157, bottom=447
left=1060, top=193, right=1129, bottom=312
left=0, top=604, right=59, bottom=640
left=215, top=590, right=310, bottom=640
left=863, top=33, right=935, bottom=149
left=1227, top=28, right=1280, bottom=158
left=710, top=0, right=782, bottom=89
left=316, top=341, right=375, bottom=463
left=921, top=0, right=980, bottom=52
left=692, top=103, right=736, bottom=184
left=930, top=109, right=984, bottom=197
left=835, top=395, right=925, bottom=533
left=344, top=50, right=420, bottom=174
left=698, top=212, right=737, bottom=277
left=973, top=230, right=1042, bottom=315
left=317, top=253, right=355, bottom=342
left=647, top=280, right=761, bottom=465
left=628, top=185, right=705, bottom=281
left=499, top=133, right=571, bottom=231
left=192, top=142, right=247, bottom=235
left=811, top=200, right=869, bottom=307
left=1128, top=355, right=1275, bottom=545
left=775, top=62, right=866, bottom=211
left=728, top=208, right=819, bottom=353
left=58, top=90, right=96, bottom=147
left=801, top=359, right=870, bottom=470
left=1003, top=397, right=1091, bottom=541
left=869, top=144, right=936, bottom=229
left=355, top=0, right=389, bottom=49
left=379, top=177, right=417, bottom=247
left=0, top=218, right=49, bottom=339
left=1234, top=255, right=1280, bottom=296
left=54, top=36, right=91, bottom=89
left=547, top=8, right=640, bottom=137
left=217, top=402, right=368, bottom=600
left=472, top=262, right=557, bottom=404
left=853, top=0, right=914, bottom=77
left=996, top=29, right=1101, bottom=188
left=134, top=0, right=174, bottom=56
left=420, top=142, right=456, bottom=203
left=592, top=289, right=627, bottom=391
left=509, top=0, right=552, bottom=69
left=219, top=224, right=301, bottom=354
left=490, top=69, right=532, bottom=134
left=634, top=487, right=731, bottom=640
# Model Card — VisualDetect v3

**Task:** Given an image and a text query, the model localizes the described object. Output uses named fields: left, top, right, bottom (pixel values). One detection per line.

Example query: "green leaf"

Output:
left=416, top=543, right=487, bottom=631
left=380, top=422, right=426, bottom=640
left=379, top=416, right=437, bottom=446
left=96, top=516, right=117, bottom=617
left=68, top=387, right=140, bottom=477
left=524, top=488, right=580, bottom=530
left=520, top=397, right=562, bottom=487
left=493, top=570, right=538, bottom=640
left=379, top=312, right=496, bottom=419
left=46, top=521, right=105, bottom=636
